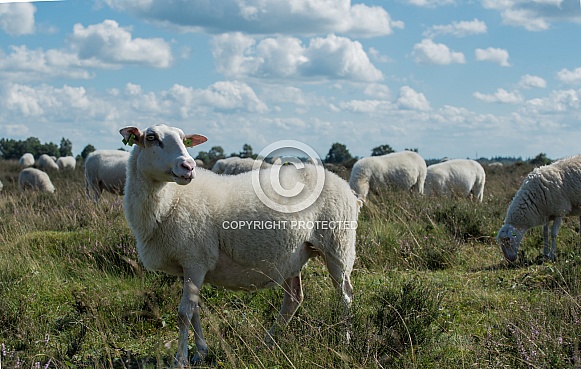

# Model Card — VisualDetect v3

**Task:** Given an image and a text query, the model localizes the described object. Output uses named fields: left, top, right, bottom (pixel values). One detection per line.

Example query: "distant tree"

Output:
left=405, top=148, right=419, bottom=153
left=59, top=137, right=73, bottom=157
left=325, top=142, right=353, bottom=164
left=208, top=146, right=225, bottom=161
left=23, top=137, right=42, bottom=155
left=371, top=144, right=394, bottom=157
left=80, top=144, right=96, bottom=161
left=38, top=142, right=59, bottom=157
left=239, top=144, right=253, bottom=159
left=195, top=151, right=209, bottom=165
left=0, top=137, right=60, bottom=159
left=529, top=153, right=552, bottom=166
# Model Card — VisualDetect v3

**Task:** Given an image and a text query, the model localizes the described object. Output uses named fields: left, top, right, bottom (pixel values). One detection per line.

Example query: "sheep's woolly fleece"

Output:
left=424, top=159, right=486, bottom=202
left=349, top=151, right=427, bottom=199
left=497, top=155, right=581, bottom=262
left=84, top=150, right=130, bottom=202
left=18, top=167, right=55, bottom=193
left=120, top=124, right=360, bottom=365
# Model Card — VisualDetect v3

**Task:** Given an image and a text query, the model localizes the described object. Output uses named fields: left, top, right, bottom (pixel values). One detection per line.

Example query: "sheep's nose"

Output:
left=181, top=162, right=194, bottom=171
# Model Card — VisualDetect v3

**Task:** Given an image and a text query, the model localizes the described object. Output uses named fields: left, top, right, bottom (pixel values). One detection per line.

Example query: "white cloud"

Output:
left=557, top=67, right=581, bottom=84
left=501, top=8, right=550, bottom=31
left=0, top=45, right=94, bottom=82
left=473, top=88, right=524, bottom=104
left=403, top=0, right=456, bottom=7
left=369, top=47, right=392, bottom=63
left=0, top=3, right=35, bottom=36
left=396, top=86, right=431, bottom=111
left=518, top=74, right=547, bottom=89
left=104, top=0, right=403, bottom=38
left=0, top=20, right=174, bottom=82
left=475, top=47, right=511, bottom=67
left=3, top=83, right=105, bottom=118
left=69, top=20, right=173, bottom=68
left=339, top=99, right=387, bottom=113
left=211, top=33, right=383, bottom=82
left=412, top=38, right=465, bottom=65
left=522, top=89, right=581, bottom=114
left=363, top=83, right=391, bottom=99
left=424, top=19, right=487, bottom=38
left=481, top=0, right=580, bottom=31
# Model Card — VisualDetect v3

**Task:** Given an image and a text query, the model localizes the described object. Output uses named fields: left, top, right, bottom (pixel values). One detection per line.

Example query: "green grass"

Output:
left=1, top=159, right=581, bottom=368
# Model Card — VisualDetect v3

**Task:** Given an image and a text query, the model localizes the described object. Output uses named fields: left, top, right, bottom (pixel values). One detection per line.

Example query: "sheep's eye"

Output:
left=146, top=134, right=156, bottom=142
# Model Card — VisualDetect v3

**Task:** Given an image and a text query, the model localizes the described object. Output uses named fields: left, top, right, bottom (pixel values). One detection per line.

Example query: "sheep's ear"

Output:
left=120, top=126, right=143, bottom=147
left=183, top=134, right=207, bottom=148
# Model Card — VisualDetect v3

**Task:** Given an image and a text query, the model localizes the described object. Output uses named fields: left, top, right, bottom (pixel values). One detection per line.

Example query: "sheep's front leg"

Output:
left=175, top=275, right=208, bottom=367
left=546, top=217, right=562, bottom=260
left=265, top=274, right=304, bottom=346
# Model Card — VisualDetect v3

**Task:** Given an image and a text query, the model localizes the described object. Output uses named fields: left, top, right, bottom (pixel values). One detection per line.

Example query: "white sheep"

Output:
left=497, top=155, right=581, bottom=262
left=56, top=156, right=76, bottom=171
left=0, top=179, right=3, bottom=192
left=120, top=124, right=360, bottom=366
left=222, top=157, right=256, bottom=175
left=84, top=150, right=130, bottom=202
left=210, top=157, right=239, bottom=173
left=424, top=159, right=486, bottom=202
left=19, top=153, right=35, bottom=168
left=488, top=162, right=503, bottom=168
left=349, top=151, right=427, bottom=200
left=37, top=154, right=59, bottom=171
left=194, top=159, right=204, bottom=168
left=18, top=168, right=55, bottom=193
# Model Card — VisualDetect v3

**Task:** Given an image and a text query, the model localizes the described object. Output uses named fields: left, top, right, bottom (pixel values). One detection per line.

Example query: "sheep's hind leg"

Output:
left=542, top=223, right=550, bottom=258
left=324, top=255, right=354, bottom=342
left=175, top=274, right=208, bottom=367
left=265, top=274, right=304, bottom=346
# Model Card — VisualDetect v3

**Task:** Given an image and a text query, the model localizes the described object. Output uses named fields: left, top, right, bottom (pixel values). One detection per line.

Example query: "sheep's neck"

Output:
left=126, top=169, right=179, bottom=243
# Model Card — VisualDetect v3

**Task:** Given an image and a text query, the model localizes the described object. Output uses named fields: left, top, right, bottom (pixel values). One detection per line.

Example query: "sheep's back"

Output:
left=18, top=168, right=55, bottom=192
left=505, top=155, right=581, bottom=226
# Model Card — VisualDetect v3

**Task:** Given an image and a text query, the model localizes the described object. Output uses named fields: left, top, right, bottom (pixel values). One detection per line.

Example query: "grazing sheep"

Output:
left=18, top=168, right=55, bottom=193
left=497, top=155, right=581, bottom=262
left=210, top=157, right=239, bottom=174
left=194, top=159, right=204, bottom=168
left=84, top=150, right=130, bottom=202
left=19, top=153, right=35, bottom=168
left=37, top=154, right=59, bottom=171
left=120, top=124, right=360, bottom=365
left=56, top=156, right=76, bottom=171
left=349, top=151, right=427, bottom=200
left=223, top=157, right=256, bottom=175
left=488, top=162, right=503, bottom=168
left=424, top=159, right=486, bottom=202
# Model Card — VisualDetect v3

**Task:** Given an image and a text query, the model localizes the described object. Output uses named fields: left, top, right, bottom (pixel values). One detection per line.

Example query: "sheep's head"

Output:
left=120, top=124, right=207, bottom=185
left=496, top=224, right=524, bottom=262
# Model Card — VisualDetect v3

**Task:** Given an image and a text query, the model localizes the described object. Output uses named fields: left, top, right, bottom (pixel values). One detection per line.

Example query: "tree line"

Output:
left=0, top=136, right=550, bottom=168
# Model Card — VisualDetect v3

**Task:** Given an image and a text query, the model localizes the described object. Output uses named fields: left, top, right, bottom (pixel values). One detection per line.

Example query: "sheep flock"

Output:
left=3, top=125, right=581, bottom=366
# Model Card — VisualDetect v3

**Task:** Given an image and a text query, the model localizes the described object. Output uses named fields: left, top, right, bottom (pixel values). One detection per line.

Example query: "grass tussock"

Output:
left=2, top=160, right=581, bottom=368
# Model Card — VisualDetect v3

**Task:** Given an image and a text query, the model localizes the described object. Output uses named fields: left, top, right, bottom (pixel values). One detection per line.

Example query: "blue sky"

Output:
left=1, top=0, right=581, bottom=160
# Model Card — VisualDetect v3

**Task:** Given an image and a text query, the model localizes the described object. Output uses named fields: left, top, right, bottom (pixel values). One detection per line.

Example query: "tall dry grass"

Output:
left=1, top=159, right=581, bottom=368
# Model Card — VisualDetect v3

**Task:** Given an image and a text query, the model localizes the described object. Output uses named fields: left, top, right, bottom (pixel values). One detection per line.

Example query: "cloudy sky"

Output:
left=1, top=0, right=580, bottom=160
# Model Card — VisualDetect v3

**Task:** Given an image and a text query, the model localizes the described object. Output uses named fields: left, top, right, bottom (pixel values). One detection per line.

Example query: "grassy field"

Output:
left=1, top=159, right=581, bottom=368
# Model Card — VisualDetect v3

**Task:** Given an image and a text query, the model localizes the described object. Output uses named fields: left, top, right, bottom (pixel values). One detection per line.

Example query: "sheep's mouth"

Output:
left=172, top=171, right=194, bottom=185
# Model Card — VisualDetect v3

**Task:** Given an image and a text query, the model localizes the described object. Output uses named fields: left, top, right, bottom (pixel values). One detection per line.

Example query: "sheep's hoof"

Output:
left=190, top=353, right=205, bottom=366
left=173, top=355, right=187, bottom=368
